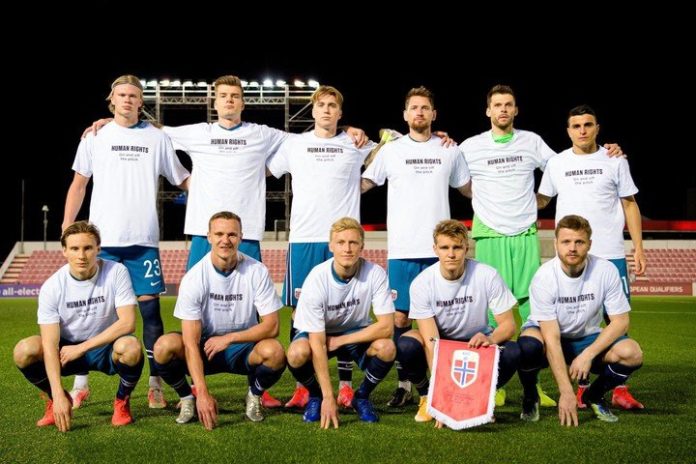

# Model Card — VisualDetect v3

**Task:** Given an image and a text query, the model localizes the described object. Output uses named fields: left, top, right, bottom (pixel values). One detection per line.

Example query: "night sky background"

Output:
left=4, top=5, right=693, bottom=257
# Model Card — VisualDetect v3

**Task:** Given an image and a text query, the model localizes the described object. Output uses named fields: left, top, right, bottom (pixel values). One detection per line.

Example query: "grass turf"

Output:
left=1, top=296, right=694, bottom=463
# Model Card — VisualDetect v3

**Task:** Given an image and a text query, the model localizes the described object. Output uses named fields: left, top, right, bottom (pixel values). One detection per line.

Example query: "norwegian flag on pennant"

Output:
left=428, top=339, right=499, bottom=429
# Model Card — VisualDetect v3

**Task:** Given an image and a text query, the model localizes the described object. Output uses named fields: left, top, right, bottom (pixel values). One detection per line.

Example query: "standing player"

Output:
left=518, top=215, right=643, bottom=425
left=63, top=74, right=190, bottom=410
left=459, top=84, right=622, bottom=408
left=13, top=221, right=143, bottom=431
left=536, top=104, right=645, bottom=409
left=286, top=217, right=395, bottom=428
left=361, top=86, right=471, bottom=407
left=267, top=85, right=377, bottom=409
left=153, top=211, right=286, bottom=429
left=398, top=220, right=520, bottom=424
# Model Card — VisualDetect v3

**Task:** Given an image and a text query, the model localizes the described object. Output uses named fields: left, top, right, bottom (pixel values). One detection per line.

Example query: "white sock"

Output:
left=339, top=380, right=352, bottom=389
left=398, top=380, right=412, bottom=391
left=149, top=376, right=162, bottom=389
left=73, top=375, right=89, bottom=390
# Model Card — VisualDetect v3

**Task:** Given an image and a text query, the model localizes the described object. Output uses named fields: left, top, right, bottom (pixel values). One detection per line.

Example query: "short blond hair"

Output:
left=433, top=219, right=468, bottom=243
left=106, top=74, right=143, bottom=114
left=311, top=85, right=343, bottom=108
left=330, top=217, right=364, bottom=242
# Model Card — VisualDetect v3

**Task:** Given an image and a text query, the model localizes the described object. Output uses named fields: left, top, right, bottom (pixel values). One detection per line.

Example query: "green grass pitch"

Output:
left=1, top=296, right=694, bottom=463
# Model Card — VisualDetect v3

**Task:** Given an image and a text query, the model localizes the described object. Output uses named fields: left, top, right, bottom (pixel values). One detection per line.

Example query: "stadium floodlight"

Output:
left=140, top=79, right=147, bottom=88
left=196, top=81, right=207, bottom=87
left=262, top=79, right=274, bottom=87
left=249, top=81, right=259, bottom=87
left=308, top=79, right=320, bottom=88
left=182, top=80, right=193, bottom=87
left=170, top=80, right=181, bottom=87
left=146, top=80, right=157, bottom=88
left=241, top=80, right=249, bottom=87
left=159, top=79, right=171, bottom=87
left=293, top=80, right=305, bottom=88
left=275, top=80, right=287, bottom=87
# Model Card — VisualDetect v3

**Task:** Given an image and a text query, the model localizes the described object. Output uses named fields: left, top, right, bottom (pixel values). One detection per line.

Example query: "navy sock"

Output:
left=396, top=336, right=428, bottom=395
left=586, top=362, right=641, bottom=403
left=337, top=357, right=354, bottom=382
left=18, top=361, right=51, bottom=396
left=157, top=357, right=192, bottom=398
left=249, top=364, right=285, bottom=396
left=517, top=336, right=545, bottom=400
left=138, top=298, right=164, bottom=375
left=289, top=324, right=298, bottom=342
left=115, top=355, right=144, bottom=400
left=393, top=324, right=412, bottom=382
left=288, top=361, right=321, bottom=397
left=497, top=340, right=521, bottom=389
left=356, top=356, right=394, bottom=399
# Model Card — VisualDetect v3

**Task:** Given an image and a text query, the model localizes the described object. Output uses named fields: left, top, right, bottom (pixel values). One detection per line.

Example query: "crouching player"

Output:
left=287, top=217, right=396, bottom=428
left=396, top=219, right=521, bottom=425
left=153, top=211, right=286, bottom=429
left=517, top=215, right=643, bottom=425
left=14, top=221, right=143, bottom=431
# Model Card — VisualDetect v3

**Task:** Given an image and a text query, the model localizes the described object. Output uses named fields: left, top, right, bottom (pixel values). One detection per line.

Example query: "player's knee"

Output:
left=397, top=335, right=424, bottom=364
left=114, top=336, right=142, bottom=366
left=13, top=336, right=41, bottom=367
left=372, top=338, right=396, bottom=361
left=153, top=333, right=181, bottom=364
left=620, top=339, right=643, bottom=366
left=287, top=340, right=311, bottom=368
left=517, top=335, right=545, bottom=368
left=256, top=339, right=286, bottom=368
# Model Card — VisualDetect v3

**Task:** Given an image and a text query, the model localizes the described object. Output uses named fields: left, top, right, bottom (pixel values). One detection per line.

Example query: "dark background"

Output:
left=4, top=6, right=693, bottom=257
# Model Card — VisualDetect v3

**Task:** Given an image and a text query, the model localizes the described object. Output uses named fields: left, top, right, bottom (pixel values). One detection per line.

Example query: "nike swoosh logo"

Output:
left=150, top=281, right=162, bottom=287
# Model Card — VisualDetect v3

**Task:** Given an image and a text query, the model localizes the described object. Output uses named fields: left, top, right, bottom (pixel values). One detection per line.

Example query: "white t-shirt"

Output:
left=37, top=260, right=137, bottom=343
left=362, top=136, right=470, bottom=259
left=174, top=252, right=282, bottom=338
left=267, top=131, right=374, bottom=243
left=529, top=255, right=630, bottom=338
left=538, top=146, right=639, bottom=259
left=409, top=260, right=517, bottom=340
left=293, top=258, right=395, bottom=334
left=73, top=121, right=190, bottom=247
left=164, top=122, right=288, bottom=240
left=460, top=129, right=556, bottom=235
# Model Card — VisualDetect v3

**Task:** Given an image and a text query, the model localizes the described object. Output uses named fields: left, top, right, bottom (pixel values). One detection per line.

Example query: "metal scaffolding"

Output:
left=141, top=80, right=317, bottom=239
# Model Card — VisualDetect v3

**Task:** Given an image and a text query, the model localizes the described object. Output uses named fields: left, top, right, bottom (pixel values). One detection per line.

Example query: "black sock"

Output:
left=396, top=336, right=428, bottom=395
left=18, top=361, right=51, bottom=396
left=393, top=324, right=411, bottom=382
left=497, top=340, right=521, bottom=389
left=585, top=362, right=642, bottom=403
left=356, top=356, right=394, bottom=399
left=288, top=361, right=321, bottom=398
left=138, top=298, right=164, bottom=376
left=157, top=357, right=192, bottom=398
left=249, top=364, right=285, bottom=396
left=337, top=357, right=353, bottom=383
left=517, top=336, right=545, bottom=401
left=115, top=355, right=144, bottom=400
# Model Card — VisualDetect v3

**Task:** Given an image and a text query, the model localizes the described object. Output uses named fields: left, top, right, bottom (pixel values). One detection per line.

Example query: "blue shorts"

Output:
left=187, top=236, right=262, bottom=270
left=388, top=258, right=437, bottom=312
left=561, top=332, right=629, bottom=374
left=283, top=242, right=332, bottom=307
left=609, top=258, right=631, bottom=301
left=293, top=327, right=370, bottom=370
left=199, top=339, right=255, bottom=376
left=59, top=338, right=124, bottom=376
left=100, top=246, right=165, bottom=296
